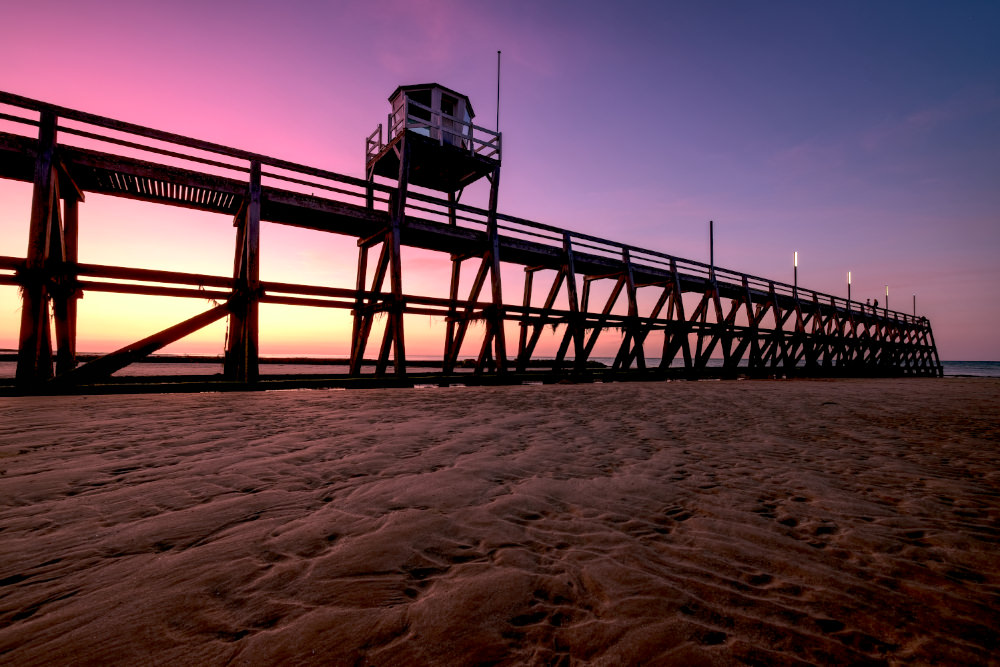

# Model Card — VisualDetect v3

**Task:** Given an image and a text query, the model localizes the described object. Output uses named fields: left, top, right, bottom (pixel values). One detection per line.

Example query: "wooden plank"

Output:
left=59, top=144, right=245, bottom=198
left=516, top=267, right=535, bottom=365
left=349, top=243, right=370, bottom=375
left=54, top=196, right=79, bottom=375
left=261, top=294, right=355, bottom=309
left=75, top=281, right=231, bottom=300
left=443, top=255, right=463, bottom=373
left=74, top=262, right=234, bottom=289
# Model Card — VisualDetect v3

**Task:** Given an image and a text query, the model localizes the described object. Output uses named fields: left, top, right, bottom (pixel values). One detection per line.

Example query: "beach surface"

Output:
left=1, top=378, right=998, bottom=665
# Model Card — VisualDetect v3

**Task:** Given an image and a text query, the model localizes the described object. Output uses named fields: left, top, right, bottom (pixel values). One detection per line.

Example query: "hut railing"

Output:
left=365, top=123, right=383, bottom=167
left=379, top=97, right=501, bottom=162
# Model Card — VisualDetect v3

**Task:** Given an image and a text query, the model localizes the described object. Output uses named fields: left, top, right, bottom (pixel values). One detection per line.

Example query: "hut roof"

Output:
left=388, top=83, right=475, bottom=119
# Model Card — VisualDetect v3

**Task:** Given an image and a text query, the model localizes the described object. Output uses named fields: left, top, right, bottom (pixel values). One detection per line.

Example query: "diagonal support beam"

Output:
left=518, top=267, right=566, bottom=371
left=584, top=275, right=625, bottom=363
left=444, top=252, right=490, bottom=372
left=58, top=303, right=232, bottom=385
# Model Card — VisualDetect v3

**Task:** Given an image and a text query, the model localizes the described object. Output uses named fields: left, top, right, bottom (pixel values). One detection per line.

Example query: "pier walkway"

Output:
left=0, top=91, right=942, bottom=393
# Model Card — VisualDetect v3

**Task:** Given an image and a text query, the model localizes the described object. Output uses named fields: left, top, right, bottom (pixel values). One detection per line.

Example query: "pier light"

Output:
left=848, top=270, right=852, bottom=303
left=793, top=251, right=798, bottom=294
left=885, top=284, right=889, bottom=311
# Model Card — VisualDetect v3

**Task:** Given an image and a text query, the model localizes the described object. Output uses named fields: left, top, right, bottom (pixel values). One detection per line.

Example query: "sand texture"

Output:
left=1, top=378, right=998, bottom=665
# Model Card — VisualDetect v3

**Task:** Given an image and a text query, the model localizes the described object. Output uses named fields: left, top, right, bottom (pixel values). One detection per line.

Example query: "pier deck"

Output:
left=0, top=91, right=942, bottom=393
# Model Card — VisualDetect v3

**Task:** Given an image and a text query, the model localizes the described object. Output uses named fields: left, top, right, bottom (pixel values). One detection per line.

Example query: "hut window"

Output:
left=441, top=95, right=457, bottom=119
left=408, top=90, right=431, bottom=116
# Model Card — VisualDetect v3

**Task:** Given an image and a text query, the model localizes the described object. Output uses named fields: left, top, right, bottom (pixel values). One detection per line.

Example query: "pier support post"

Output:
left=224, top=160, right=261, bottom=383
left=384, top=139, right=408, bottom=377
left=481, top=166, right=506, bottom=373
left=659, top=259, right=692, bottom=373
left=441, top=166, right=506, bottom=375
left=16, top=111, right=59, bottom=387
left=53, top=195, right=81, bottom=376
left=349, top=238, right=389, bottom=376
left=612, top=249, right=645, bottom=371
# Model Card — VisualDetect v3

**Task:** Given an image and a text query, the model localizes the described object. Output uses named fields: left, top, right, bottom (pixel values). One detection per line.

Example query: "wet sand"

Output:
left=1, top=378, right=998, bottom=665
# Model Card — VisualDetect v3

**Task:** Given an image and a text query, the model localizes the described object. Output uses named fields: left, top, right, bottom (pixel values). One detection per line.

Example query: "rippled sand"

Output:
left=1, top=378, right=998, bottom=665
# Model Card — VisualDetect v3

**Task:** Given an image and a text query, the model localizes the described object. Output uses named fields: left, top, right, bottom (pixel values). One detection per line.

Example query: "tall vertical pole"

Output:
left=496, top=51, right=501, bottom=132
left=885, top=284, right=889, bottom=313
left=913, top=294, right=916, bottom=318
left=709, top=220, right=714, bottom=281
left=847, top=270, right=851, bottom=305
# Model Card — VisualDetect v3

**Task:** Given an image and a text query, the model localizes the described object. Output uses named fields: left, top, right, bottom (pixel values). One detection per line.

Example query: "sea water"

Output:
left=940, top=361, right=1000, bottom=378
left=2, top=360, right=999, bottom=380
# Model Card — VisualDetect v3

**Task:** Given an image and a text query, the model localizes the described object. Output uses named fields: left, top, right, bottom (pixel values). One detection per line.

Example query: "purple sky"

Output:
left=1, top=0, right=998, bottom=359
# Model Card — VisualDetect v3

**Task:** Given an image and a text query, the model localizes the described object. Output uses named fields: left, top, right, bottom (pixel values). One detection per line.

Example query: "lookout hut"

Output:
left=365, top=83, right=501, bottom=195
left=357, top=83, right=508, bottom=377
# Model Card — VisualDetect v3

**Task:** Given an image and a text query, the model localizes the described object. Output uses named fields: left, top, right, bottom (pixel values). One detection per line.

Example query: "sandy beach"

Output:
left=1, top=378, right=998, bottom=665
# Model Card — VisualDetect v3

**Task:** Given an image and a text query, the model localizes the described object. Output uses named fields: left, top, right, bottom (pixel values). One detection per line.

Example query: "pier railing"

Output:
left=0, top=90, right=942, bottom=391
left=0, top=91, right=921, bottom=325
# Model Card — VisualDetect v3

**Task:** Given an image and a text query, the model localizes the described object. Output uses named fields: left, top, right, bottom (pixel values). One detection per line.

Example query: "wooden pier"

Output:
left=0, top=89, right=942, bottom=394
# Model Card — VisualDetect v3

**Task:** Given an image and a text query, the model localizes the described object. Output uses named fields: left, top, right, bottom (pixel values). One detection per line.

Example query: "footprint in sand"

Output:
left=743, top=572, right=774, bottom=587
left=696, top=629, right=728, bottom=646
left=753, top=501, right=779, bottom=520
left=663, top=505, right=694, bottom=522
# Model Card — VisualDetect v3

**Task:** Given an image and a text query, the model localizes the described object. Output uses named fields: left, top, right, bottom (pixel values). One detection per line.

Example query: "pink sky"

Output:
left=1, top=0, right=998, bottom=360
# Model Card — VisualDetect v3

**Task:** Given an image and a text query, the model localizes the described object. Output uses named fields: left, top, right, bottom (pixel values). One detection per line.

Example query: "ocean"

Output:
left=939, top=360, right=1000, bottom=378
left=1, top=360, right=998, bottom=379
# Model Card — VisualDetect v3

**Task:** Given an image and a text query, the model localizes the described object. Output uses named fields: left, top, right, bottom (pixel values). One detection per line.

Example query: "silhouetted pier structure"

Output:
left=0, top=89, right=942, bottom=393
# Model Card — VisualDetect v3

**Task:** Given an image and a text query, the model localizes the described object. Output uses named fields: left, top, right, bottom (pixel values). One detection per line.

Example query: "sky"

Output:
left=1, top=0, right=998, bottom=360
